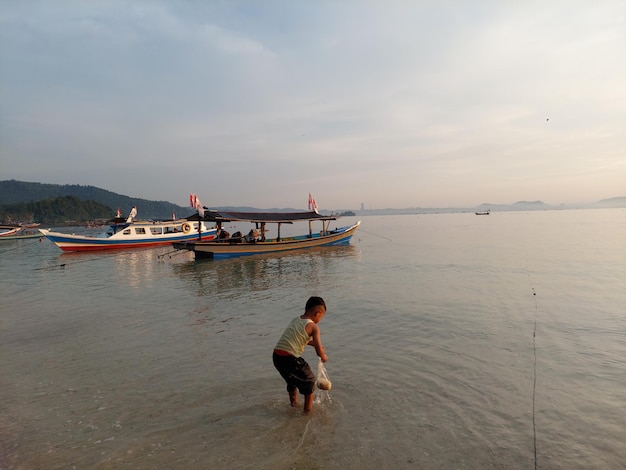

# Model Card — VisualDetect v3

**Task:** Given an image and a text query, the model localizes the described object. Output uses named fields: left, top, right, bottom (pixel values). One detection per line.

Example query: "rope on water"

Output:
left=293, top=419, right=312, bottom=456
left=34, top=251, right=114, bottom=270
left=357, top=228, right=393, bottom=242
left=157, top=248, right=188, bottom=260
left=526, top=260, right=538, bottom=470
left=34, top=256, right=102, bottom=270
left=0, top=237, right=43, bottom=254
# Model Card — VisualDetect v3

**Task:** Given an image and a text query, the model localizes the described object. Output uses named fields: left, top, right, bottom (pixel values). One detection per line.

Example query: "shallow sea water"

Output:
left=1, top=209, right=625, bottom=469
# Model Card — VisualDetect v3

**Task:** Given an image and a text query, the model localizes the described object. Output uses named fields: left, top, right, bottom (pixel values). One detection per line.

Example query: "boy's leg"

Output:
left=303, top=393, right=314, bottom=413
left=289, top=388, right=298, bottom=406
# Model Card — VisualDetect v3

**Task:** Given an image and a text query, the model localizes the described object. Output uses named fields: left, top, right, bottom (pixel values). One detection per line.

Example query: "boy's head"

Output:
left=305, top=296, right=326, bottom=322
left=305, top=296, right=326, bottom=311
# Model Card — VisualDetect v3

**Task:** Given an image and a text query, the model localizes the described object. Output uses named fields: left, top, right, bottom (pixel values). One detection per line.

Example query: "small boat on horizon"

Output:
left=40, top=207, right=217, bottom=252
left=475, top=209, right=490, bottom=215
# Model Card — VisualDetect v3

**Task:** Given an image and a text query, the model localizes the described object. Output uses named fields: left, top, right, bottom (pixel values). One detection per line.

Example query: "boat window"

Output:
left=151, top=227, right=162, bottom=235
left=135, top=228, right=146, bottom=235
left=123, top=229, right=131, bottom=235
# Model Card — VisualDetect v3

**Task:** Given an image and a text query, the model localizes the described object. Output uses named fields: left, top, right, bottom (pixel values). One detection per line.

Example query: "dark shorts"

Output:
left=272, top=352, right=315, bottom=396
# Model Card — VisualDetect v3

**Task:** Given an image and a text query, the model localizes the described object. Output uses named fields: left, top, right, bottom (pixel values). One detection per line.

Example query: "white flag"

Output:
left=126, top=206, right=137, bottom=223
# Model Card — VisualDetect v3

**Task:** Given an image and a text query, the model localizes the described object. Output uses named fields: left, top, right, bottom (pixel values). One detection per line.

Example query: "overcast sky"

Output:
left=1, top=1, right=624, bottom=210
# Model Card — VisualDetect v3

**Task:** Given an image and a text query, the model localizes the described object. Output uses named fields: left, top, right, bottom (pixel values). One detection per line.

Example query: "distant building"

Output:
left=360, top=203, right=364, bottom=211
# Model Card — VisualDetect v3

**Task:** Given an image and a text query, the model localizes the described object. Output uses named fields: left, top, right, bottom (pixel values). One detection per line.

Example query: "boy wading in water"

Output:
left=273, top=296, right=328, bottom=413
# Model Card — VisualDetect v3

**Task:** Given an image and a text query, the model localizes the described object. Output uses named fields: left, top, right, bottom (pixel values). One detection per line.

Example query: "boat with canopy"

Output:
left=172, top=209, right=360, bottom=259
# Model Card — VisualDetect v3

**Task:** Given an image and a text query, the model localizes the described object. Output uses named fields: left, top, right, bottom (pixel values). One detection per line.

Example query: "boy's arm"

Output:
left=306, top=322, right=328, bottom=362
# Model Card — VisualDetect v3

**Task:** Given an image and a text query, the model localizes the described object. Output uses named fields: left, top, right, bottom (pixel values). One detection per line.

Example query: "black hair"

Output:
left=305, top=296, right=326, bottom=311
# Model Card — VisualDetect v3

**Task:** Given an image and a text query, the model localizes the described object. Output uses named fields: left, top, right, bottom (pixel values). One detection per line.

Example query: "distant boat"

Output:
left=0, top=224, right=44, bottom=240
left=475, top=209, right=490, bottom=215
left=173, top=209, right=360, bottom=259
left=0, top=225, right=21, bottom=237
left=0, top=231, right=44, bottom=240
left=20, top=223, right=41, bottom=229
left=40, top=211, right=217, bottom=252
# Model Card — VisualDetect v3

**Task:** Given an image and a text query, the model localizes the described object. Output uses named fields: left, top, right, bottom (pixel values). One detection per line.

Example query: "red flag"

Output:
left=190, top=193, right=205, bottom=217
left=308, top=193, right=319, bottom=213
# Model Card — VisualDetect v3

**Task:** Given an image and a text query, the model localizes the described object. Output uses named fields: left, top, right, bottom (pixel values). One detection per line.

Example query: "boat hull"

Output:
left=0, top=232, right=44, bottom=241
left=40, top=221, right=217, bottom=252
left=0, top=228, right=21, bottom=237
left=174, top=221, right=360, bottom=259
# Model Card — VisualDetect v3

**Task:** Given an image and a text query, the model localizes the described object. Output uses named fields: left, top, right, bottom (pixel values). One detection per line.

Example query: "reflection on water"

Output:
left=112, top=248, right=160, bottom=289
left=172, top=245, right=360, bottom=297
left=51, top=246, right=170, bottom=289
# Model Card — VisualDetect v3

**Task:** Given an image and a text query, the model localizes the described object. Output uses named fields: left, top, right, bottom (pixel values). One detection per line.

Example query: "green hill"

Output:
left=0, top=180, right=192, bottom=221
left=0, top=195, right=114, bottom=225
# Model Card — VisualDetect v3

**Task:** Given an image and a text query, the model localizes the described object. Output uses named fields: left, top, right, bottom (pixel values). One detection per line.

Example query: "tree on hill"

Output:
left=0, top=195, right=114, bottom=224
left=0, top=180, right=192, bottom=219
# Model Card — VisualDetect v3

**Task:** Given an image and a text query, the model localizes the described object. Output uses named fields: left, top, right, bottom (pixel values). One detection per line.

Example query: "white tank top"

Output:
left=275, top=317, right=312, bottom=357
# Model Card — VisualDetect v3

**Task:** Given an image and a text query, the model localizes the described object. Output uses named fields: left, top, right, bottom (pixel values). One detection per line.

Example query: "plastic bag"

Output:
left=315, top=359, right=332, bottom=404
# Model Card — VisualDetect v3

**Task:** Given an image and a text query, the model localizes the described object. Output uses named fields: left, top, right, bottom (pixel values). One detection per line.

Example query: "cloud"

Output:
left=1, top=1, right=624, bottom=208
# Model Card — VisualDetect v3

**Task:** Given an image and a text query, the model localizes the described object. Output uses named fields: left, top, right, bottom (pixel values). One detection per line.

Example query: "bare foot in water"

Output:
left=289, top=389, right=298, bottom=407
left=303, top=393, right=314, bottom=413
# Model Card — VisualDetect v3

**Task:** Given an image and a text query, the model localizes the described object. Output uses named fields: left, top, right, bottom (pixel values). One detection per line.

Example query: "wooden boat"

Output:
left=475, top=209, right=490, bottom=215
left=172, top=209, right=360, bottom=259
left=0, top=230, right=44, bottom=241
left=0, top=224, right=44, bottom=240
left=0, top=225, right=21, bottom=237
left=40, top=214, right=217, bottom=252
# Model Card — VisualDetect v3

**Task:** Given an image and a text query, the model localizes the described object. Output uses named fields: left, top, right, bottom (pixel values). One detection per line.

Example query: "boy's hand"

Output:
left=320, top=353, right=328, bottom=363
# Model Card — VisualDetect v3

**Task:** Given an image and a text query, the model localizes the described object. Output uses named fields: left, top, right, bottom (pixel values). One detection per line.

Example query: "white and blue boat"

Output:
left=40, top=208, right=217, bottom=252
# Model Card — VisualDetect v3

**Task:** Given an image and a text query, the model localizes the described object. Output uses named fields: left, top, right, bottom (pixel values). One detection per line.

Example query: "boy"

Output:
left=273, top=296, right=328, bottom=413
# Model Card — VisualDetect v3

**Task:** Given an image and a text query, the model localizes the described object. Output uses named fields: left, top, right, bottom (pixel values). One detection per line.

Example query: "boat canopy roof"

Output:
left=197, top=210, right=337, bottom=224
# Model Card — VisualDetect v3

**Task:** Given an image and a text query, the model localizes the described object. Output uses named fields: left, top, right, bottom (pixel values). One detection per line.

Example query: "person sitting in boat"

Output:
left=246, top=229, right=259, bottom=243
left=261, top=223, right=267, bottom=241
left=218, top=230, right=230, bottom=240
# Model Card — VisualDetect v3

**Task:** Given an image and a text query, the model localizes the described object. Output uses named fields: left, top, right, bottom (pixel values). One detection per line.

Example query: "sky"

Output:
left=1, top=1, right=624, bottom=210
